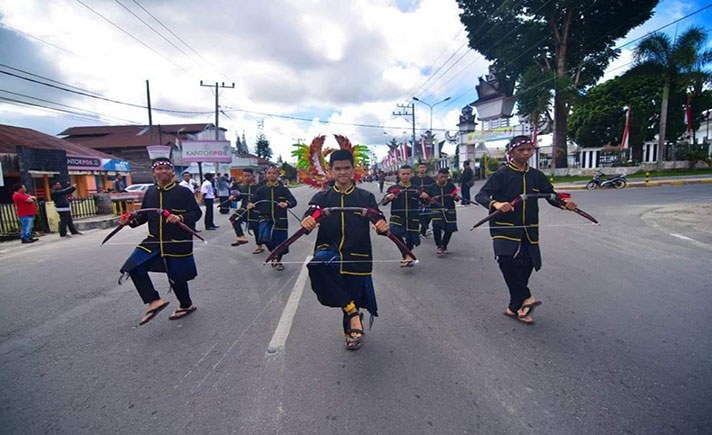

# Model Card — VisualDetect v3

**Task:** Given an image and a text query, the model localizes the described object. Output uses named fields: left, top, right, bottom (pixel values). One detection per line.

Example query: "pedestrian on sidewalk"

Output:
left=118, top=158, right=203, bottom=325
left=50, top=181, right=82, bottom=238
left=300, top=149, right=390, bottom=350
left=460, top=160, right=474, bottom=205
left=200, top=173, right=218, bottom=230
left=475, top=135, right=577, bottom=324
left=12, top=183, right=38, bottom=244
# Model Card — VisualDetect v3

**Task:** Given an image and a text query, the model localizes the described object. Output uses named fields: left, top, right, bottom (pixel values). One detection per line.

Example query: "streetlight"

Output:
left=413, top=96, right=451, bottom=160
left=412, top=96, right=451, bottom=132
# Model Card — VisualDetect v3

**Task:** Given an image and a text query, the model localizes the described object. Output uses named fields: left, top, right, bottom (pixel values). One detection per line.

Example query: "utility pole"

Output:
left=145, top=80, right=153, bottom=145
left=393, top=103, right=416, bottom=165
left=200, top=80, right=235, bottom=179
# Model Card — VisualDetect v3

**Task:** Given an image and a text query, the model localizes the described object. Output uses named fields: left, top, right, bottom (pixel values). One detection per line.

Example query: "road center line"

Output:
left=267, top=255, right=312, bottom=354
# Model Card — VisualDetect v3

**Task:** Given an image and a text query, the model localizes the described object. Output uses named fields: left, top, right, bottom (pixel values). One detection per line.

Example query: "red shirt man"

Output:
left=13, top=190, right=37, bottom=218
left=12, top=183, right=38, bottom=243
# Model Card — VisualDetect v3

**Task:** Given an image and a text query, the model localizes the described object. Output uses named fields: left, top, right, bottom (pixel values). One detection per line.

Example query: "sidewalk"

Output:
left=554, top=175, right=712, bottom=190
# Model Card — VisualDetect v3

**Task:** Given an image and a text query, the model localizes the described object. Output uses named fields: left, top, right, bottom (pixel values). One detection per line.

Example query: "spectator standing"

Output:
left=460, top=160, right=474, bottom=205
left=378, top=170, right=386, bottom=193
left=112, top=176, right=126, bottom=193
left=12, top=183, right=38, bottom=243
left=50, top=181, right=82, bottom=238
left=217, top=173, right=231, bottom=214
left=179, top=171, right=196, bottom=194
left=201, top=173, right=218, bottom=230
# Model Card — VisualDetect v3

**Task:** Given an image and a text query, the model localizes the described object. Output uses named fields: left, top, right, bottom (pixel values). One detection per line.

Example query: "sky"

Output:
left=1, top=0, right=710, bottom=163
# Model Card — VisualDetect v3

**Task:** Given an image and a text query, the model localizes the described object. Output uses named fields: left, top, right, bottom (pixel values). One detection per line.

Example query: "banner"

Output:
left=181, top=140, right=232, bottom=163
left=620, top=107, right=630, bottom=150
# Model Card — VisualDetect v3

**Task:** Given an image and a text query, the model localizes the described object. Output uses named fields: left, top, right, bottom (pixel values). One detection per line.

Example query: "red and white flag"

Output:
left=421, top=137, right=428, bottom=160
left=620, top=106, right=630, bottom=150
left=531, top=120, right=538, bottom=145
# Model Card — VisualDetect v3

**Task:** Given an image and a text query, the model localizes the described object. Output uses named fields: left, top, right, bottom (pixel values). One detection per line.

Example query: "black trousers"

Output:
left=379, top=182, right=384, bottom=193
left=203, top=198, right=215, bottom=229
left=218, top=196, right=230, bottom=214
left=497, top=253, right=534, bottom=312
left=419, top=213, right=431, bottom=236
left=130, top=263, right=192, bottom=309
left=433, top=226, right=453, bottom=249
left=58, top=211, right=78, bottom=236
left=461, top=184, right=472, bottom=203
left=232, top=216, right=259, bottom=239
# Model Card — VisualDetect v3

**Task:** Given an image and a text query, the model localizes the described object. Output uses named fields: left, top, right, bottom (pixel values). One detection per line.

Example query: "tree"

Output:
left=457, top=0, right=658, bottom=168
left=255, top=133, right=273, bottom=161
left=281, top=162, right=297, bottom=181
left=235, top=132, right=249, bottom=155
left=635, top=26, right=710, bottom=168
left=386, top=137, right=398, bottom=150
left=684, top=44, right=712, bottom=144
left=568, top=67, right=685, bottom=160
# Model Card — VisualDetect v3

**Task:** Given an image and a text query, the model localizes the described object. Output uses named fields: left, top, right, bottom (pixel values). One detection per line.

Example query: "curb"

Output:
left=554, top=178, right=712, bottom=191
left=74, top=216, right=119, bottom=231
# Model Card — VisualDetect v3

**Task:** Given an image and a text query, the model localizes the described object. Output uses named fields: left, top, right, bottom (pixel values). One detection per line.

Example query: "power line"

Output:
left=415, top=0, right=553, bottom=101
left=0, top=67, right=212, bottom=114
left=410, top=0, right=532, bottom=100
left=0, top=23, right=79, bottom=56
left=74, top=0, right=192, bottom=74
left=0, top=63, right=97, bottom=94
left=436, top=2, right=712, bottom=114
left=221, top=106, right=447, bottom=132
left=0, top=88, right=140, bottom=124
left=0, top=96, right=121, bottom=124
left=112, top=0, right=203, bottom=68
left=129, top=0, right=231, bottom=80
left=1, top=63, right=430, bottom=132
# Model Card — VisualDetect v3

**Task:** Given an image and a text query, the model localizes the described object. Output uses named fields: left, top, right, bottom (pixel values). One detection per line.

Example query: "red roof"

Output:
left=0, top=124, right=114, bottom=159
left=57, top=123, right=219, bottom=150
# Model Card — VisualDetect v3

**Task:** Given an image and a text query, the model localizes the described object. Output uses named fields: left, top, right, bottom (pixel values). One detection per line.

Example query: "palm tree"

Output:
left=635, top=26, right=709, bottom=169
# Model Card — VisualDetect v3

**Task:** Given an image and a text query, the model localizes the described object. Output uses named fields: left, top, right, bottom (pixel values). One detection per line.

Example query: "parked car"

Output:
left=112, top=183, right=152, bottom=202
left=124, top=183, right=153, bottom=194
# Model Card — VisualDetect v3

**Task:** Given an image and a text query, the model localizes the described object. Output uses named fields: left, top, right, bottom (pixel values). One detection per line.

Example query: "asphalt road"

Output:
left=1, top=182, right=711, bottom=435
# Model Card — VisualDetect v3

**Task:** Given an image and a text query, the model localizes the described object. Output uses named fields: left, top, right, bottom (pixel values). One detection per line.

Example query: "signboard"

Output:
left=101, top=158, right=131, bottom=172
left=181, top=140, right=231, bottom=163
left=67, top=156, right=102, bottom=168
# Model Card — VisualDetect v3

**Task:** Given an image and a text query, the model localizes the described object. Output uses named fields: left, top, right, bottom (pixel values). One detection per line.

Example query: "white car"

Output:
left=124, top=183, right=153, bottom=193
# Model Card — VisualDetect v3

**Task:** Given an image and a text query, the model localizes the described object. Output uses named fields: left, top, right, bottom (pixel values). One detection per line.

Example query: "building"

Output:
left=0, top=124, right=130, bottom=202
left=58, top=123, right=226, bottom=183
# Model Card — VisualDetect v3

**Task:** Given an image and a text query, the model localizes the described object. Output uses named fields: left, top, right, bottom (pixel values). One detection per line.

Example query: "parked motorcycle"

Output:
left=586, top=171, right=627, bottom=190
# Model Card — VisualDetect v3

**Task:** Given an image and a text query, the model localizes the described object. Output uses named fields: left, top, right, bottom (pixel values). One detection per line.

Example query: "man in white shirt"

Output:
left=179, top=171, right=195, bottom=193
left=200, top=173, right=219, bottom=230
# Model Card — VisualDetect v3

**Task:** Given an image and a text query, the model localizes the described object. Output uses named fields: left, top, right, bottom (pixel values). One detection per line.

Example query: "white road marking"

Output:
left=669, top=233, right=712, bottom=251
left=267, top=255, right=311, bottom=354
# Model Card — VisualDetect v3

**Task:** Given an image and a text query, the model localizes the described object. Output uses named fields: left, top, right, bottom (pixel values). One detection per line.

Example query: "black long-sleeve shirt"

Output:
left=129, top=181, right=203, bottom=257
left=253, top=181, right=297, bottom=230
left=307, top=183, right=380, bottom=276
left=50, top=186, right=76, bottom=211
left=475, top=163, right=560, bottom=245
left=383, top=183, right=421, bottom=232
